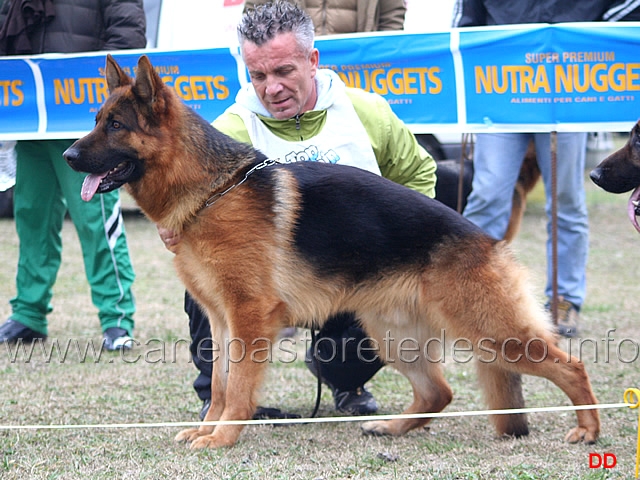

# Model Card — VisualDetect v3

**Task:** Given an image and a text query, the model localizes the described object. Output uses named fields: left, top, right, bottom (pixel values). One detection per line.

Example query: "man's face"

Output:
left=242, top=32, right=319, bottom=120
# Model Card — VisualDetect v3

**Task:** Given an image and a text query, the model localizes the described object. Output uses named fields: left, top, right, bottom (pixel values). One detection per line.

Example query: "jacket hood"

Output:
left=234, top=68, right=343, bottom=118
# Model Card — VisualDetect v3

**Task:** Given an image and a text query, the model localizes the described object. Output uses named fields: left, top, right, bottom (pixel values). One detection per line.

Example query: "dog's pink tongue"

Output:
left=627, top=185, right=640, bottom=233
left=81, top=173, right=107, bottom=202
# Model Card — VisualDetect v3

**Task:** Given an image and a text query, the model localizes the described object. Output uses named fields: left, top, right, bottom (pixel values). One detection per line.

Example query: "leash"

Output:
left=457, top=133, right=474, bottom=213
left=253, top=329, right=322, bottom=421
left=204, top=158, right=278, bottom=208
left=310, top=328, right=322, bottom=418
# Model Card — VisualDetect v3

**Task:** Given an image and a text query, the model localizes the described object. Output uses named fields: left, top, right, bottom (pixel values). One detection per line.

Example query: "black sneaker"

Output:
left=545, top=296, right=580, bottom=338
left=199, top=399, right=301, bottom=422
left=103, top=327, right=133, bottom=351
left=0, top=318, right=46, bottom=344
left=333, top=387, right=378, bottom=415
left=306, top=357, right=379, bottom=415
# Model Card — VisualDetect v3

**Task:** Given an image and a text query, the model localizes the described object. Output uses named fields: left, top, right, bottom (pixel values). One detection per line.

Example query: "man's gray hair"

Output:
left=238, top=1, right=315, bottom=52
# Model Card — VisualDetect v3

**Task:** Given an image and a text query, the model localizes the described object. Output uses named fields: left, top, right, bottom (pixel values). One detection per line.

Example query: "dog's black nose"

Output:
left=62, top=146, right=75, bottom=161
left=589, top=168, right=602, bottom=185
left=63, top=146, right=80, bottom=170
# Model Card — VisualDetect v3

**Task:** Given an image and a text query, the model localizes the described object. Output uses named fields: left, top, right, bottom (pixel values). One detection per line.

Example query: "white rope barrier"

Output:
left=0, top=401, right=628, bottom=431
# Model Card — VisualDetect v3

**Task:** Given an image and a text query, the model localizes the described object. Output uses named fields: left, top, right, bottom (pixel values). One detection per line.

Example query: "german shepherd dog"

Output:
left=590, top=122, right=640, bottom=232
left=64, top=55, right=599, bottom=449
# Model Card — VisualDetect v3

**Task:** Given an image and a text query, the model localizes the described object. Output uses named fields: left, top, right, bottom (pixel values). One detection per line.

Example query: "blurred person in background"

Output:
left=0, top=0, right=145, bottom=350
left=451, top=0, right=639, bottom=338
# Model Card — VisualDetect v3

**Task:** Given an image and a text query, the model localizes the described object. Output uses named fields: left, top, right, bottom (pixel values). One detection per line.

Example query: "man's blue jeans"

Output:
left=463, top=132, right=589, bottom=307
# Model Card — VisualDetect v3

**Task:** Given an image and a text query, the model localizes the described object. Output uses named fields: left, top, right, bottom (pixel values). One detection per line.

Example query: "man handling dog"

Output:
left=160, top=0, right=437, bottom=422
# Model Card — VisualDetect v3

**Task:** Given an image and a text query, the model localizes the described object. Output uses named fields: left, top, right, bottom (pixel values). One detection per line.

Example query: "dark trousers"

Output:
left=185, top=292, right=384, bottom=402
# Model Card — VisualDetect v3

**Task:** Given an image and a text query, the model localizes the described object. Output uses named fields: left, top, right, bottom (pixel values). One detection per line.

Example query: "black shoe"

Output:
left=253, top=406, right=301, bottom=420
left=0, top=319, right=46, bottom=344
left=306, top=358, right=378, bottom=415
left=199, top=398, right=301, bottom=422
left=333, top=387, right=378, bottom=415
left=103, top=327, right=133, bottom=351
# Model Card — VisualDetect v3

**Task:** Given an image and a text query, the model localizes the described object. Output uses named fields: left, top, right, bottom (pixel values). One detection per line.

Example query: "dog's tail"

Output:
left=475, top=363, right=529, bottom=437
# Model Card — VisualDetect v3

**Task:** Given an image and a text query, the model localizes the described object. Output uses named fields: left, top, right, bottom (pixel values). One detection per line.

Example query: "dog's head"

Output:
left=590, top=121, right=640, bottom=194
left=63, top=54, right=165, bottom=201
left=590, top=121, right=640, bottom=232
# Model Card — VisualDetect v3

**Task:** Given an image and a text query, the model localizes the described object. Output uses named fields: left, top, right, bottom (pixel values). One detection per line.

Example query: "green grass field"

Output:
left=1, top=161, right=639, bottom=479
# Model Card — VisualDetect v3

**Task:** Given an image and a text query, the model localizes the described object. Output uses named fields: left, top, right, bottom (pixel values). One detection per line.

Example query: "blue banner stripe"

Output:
left=1, top=23, right=640, bottom=140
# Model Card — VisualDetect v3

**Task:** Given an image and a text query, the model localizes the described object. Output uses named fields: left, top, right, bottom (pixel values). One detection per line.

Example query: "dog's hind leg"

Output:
left=494, top=337, right=600, bottom=444
left=475, top=363, right=529, bottom=437
left=361, top=360, right=453, bottom=436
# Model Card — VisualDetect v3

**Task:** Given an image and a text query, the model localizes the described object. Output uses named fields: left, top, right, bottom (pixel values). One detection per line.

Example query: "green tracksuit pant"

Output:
left=10, top=139, right=136, bottom=336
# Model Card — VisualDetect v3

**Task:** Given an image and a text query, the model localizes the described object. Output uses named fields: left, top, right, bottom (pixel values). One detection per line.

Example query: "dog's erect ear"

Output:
left=105, top=54, right=131, bottom=93
left=132, top=55, right=162, bottom=104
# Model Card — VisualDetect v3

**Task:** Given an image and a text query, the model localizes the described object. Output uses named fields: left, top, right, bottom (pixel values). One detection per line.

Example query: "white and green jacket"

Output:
left=212, top=69, right=436, bottom=197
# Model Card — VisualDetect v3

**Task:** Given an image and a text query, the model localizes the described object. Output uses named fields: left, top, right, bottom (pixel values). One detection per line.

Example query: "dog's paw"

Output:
left=361, top=420, right=392, bottom=436
left=174, top=428, right=202, bottom=443
left=564, top=426, right=598, bottom=444
left=189, top=433, right=236, bottom=449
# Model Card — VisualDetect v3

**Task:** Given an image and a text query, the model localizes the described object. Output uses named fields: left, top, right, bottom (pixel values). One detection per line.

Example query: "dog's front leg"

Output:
left=175, top=322, right=229, bottom=444
left=187, top=335, right=268, bottom=449
left=187, top=300, right=286, bottom=449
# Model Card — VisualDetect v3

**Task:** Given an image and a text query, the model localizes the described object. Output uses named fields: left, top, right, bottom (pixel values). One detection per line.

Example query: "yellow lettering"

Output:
left=494, top=66, right=509, bottom=94
left=532, top=65, right=550, bottom=93
left=388, top=68, right=403, bottom=95
left=212, top=76, right=229, bottom=100
left=475, top=65, right=548, bottom=94
left=371, top=69, right=387, bottom=95
left=555, top=65, right=572, bottom=93
left=427, top=67, right=442, bottom=94
left=333, top=67, right=441, bottom=96
left=590, top=63, right=608, bottom=93
left=53, top=77, right=106, bottom=105
left=190, top=75, right=207, bottom=101
left=555, top=62, right=640, bottom=93
left=0, top=80, right=9, bottom=106
left=11, top=80, right=23, bottom=106
left=54, top=78, right=71, bottom=104
left=475, top=66, right=493, bottom=93
left=626, top=63, right=640, bottom=91
left=403, top=68, right=419, bottom=94
left=174, top=76, right=192, bottom=100
left=95, top=79, right=108, bottom=104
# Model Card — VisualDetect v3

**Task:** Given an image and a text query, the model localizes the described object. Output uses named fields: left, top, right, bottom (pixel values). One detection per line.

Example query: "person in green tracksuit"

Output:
left=0, top=0, right=146, bottom=350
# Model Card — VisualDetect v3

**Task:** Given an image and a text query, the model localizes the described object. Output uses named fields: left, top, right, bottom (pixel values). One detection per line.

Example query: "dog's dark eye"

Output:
left=111, top=120, right=122, bottom=129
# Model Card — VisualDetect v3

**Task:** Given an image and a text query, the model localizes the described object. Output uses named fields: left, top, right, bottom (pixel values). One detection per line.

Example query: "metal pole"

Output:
left=550, top=131, right=558, bottom=325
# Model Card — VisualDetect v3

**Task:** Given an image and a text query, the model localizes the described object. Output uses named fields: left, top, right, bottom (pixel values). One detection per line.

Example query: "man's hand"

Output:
left=157, top=225, right=181, bottom=253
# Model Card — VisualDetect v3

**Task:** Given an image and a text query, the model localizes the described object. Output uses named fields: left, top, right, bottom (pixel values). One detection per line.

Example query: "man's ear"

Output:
left=309, top=48, right=320, bottom=75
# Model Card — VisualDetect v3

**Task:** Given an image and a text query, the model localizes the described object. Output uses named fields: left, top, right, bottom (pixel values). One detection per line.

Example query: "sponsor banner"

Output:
left=0, top=23, right=639, bottom=140
left=457, top=23, right=640, bottom=131
left=316, top=31, right=457, bottom=126
left=1, top=49, right=241, bottom=139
